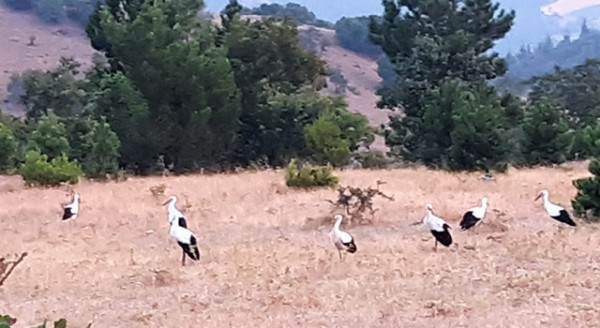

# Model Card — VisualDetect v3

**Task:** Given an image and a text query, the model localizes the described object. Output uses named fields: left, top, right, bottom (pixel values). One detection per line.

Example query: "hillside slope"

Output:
left=0, top=5, right=96, bottom=116
left=0, top=8, right=390, bottom=149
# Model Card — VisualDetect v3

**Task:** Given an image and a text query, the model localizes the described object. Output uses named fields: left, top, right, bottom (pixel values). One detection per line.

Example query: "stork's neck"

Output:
left=168, top=199, right=177, bottom=212
left=542, top=194, right=550, bottom=206
left=333, top=217, right=343, bottom=231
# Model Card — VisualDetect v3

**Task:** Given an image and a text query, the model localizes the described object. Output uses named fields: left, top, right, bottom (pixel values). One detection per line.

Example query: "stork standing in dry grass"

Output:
left=423, top=204, right=453, bottom=251
left=169, top=216, right=201, bottom=266
left=459, top=197, right=488, bottom=232
left=163, top=196, right=187, bottom=228
left=329, top=214, right=357, bottom=260
left=61, top=193, right=80, bottom=221
left=535, top=189, right=576, bottom=226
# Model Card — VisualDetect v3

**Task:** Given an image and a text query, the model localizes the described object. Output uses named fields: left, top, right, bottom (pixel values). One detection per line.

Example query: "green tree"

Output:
left=218, top=9, right=328, bottom=166
left=0, top=123, right=18, bottom=171
left=16, top=57, right=88, bottom=120
left=304, top=109, right=373, bottom=166
left=408, top=79, right=510, bottom=171
left=521, top=98, right=572, bottom=165
left=528, top=59, right=600, bottom=128
left=92, top=0, right=242, bottom=172
left=90, top=71, right=159, bottom=172
left=334, top=16, right=383, bottom=58
left=572, top=159, right=600, bottom=221
left=369, top=0, right=515, bottom=162
left=28, top=114, right=70, bottom=161
left=81, top=119, right=121, bottom=178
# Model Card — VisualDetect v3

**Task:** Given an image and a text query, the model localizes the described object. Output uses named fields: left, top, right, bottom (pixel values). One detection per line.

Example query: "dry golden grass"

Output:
left=2, top=161, right=600, bottom=327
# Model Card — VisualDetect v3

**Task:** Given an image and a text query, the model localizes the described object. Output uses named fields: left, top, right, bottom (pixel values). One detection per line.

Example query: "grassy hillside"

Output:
left=0, top=5, right=96, bottom=116
left=0, top=8, right=391, bottom=151
left=1, top=161, right=598, bottom=326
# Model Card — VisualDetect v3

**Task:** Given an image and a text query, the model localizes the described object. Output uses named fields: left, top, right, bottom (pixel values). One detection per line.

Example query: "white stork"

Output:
left=459, top=197, right=488, bottom=232
left=423, top=203, right=453, bottom=251
left=61, top=193, right=80, bottom=221
left=163, top=195, right=187, bottom=228
left=329, top=214, right=357, bottom=260
left=535, top=189, right=576, bottom=226
left=169, top=217, right=201, bottom=266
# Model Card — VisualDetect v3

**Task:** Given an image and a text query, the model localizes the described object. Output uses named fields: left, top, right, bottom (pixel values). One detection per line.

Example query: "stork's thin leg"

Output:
left=338, top=250, right=342, bottom=260
left=181, top=251, right=186, bottom=266
left=434, top=239, right=438, bottom=252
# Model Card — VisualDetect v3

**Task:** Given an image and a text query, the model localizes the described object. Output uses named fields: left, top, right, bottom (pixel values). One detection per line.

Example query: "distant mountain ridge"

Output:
left=205, top=0, right=600, bottom=55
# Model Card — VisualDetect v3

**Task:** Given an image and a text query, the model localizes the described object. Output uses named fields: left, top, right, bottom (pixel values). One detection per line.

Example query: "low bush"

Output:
left=285, top=158, right=338, bottom=188
left=19, top=150, right=82, bottom=186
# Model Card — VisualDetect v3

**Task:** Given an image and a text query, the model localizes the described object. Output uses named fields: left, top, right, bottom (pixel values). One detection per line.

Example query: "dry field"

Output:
left=1, top=162, right=600, bottom=327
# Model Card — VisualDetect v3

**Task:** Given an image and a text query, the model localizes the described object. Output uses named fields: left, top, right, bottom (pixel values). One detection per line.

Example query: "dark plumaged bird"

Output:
left=423, top=203, right=453, bottom=251
left=459, top=197, right=488, bottom=231
left=535, top=189, right=576, bottom=226
left=329, top=214, right=357, bottom=260
left=62, top=193, right=80, bottom=221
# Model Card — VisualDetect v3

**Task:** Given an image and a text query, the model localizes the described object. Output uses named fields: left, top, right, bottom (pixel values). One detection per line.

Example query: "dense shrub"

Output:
left=572, top=158, right=600, bottom=221
left=285, top=158, right=338, bottom=188
left=19, top=150, right=82, bottom=186
left=0, top=123, right=18, bottom=172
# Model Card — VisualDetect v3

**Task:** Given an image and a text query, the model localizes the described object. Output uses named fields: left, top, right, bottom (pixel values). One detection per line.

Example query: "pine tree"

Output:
left=521, top=98, right=572, bottom=165
left=369, top=0, right=515, bottom=163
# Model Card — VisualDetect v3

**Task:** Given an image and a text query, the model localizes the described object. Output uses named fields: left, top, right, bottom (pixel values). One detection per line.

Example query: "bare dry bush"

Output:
left=149, top=183, right=167, bottom=197
left=326, top=180, right=394, bottom=225
left=0, top=252, right=27, bottom=287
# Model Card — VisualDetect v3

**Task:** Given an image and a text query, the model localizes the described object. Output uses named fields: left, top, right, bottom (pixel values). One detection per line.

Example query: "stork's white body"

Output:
left=423, top=204, right=453, bottom=251
left=62, top=193, right=80, bottom=221
left=169, top=220, right=200, bottom=266
left=460, top=197, right=488, bottom=231
left=329, top=215, right=357, bottom=260
left=535, top=190, right=576, bottom=227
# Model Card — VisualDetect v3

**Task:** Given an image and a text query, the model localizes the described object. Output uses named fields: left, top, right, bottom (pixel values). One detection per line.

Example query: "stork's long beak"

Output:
left=534, top=193, right=541, bottom=202
left=162, top=199, right=170, bottom=206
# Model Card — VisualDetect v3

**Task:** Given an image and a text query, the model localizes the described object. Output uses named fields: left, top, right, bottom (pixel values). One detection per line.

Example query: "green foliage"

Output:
left=304, top=109, right=373, bottom=166
left=19, top=150, right=82, bottom=186
left=285, top=158, right=338, bottom=188
left=569, top=121, right=600, bottom=159
left=241, top=2, right=333, bottom=28
left=572, top=158, right=600, bottom=220
left=527, top=59, right=600, bottom=128
left=0, top=314, right=16, bottom=328
left=0, top=123, right=18, bottom=172
left=387, top=79, right=511, bottom=171
left=14, top=58, right=88, bottom=120
left=334, top=16, right=383, bottom=58
left=370, top=0, right=515, bottom=165
left=28, top=113, right=70, bottom=161
left=2, top=0, right=99, bottom=26
left=94, top=0, right=241, bottom=172
left=521, top=98, right=572, bottom=165
left=81, top=119, right=120, bottom=179
left=354, top=150, right=390, bottom=169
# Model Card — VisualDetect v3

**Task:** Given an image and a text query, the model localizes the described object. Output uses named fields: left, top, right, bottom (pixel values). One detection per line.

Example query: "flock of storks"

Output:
left=58, top=188, right=576, bottom=265
left=329, top=189, right=577, bottom=257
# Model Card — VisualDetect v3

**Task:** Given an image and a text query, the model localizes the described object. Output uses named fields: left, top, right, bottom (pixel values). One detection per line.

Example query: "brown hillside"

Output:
left=0, top=5, right=97, bottom=116
left=1, top=161, right=599, bottom=326
left=0, top=10, right=390, bottom=150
